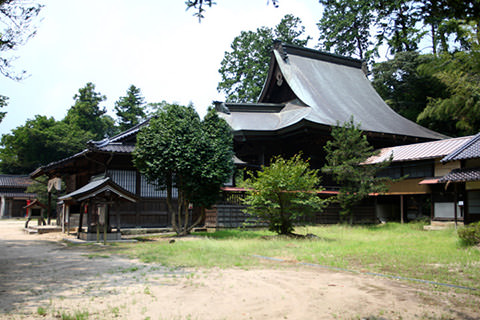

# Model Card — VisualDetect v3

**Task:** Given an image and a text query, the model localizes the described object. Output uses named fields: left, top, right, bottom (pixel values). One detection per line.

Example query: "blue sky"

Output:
left=0, top=0, right=322, bottom=135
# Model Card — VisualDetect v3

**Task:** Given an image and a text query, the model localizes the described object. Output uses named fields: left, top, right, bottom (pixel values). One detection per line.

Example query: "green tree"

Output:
left=64, top=82, right=115, bottom=140
left=323, top=117, right=391, bottom=224
left=114, top=85, right=146, bottom=132
left=0, top=0, right=42, bottom=80
left=0, top=116, right=94, bottom=174
left=317, top=0, right=479, bottom=59
left=417, top=51, right=480, bottom=136
left=0, top=94, right=7, bottom=123
left=133, top=104, right=234, bottom=236
left=242, top=154, right=327, bottom=235
left=317, top=0, right=376, bottom=61
left=375, top=0, right=421, bottom=55
left=217, top=14, right=311, bottom=103
left=372, top=51, right=447, bottom=122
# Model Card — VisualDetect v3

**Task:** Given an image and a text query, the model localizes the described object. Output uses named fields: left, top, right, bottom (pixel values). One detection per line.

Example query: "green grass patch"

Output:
left=37, top=306, right=47, bottom=316
left=115, top=223, right=480, bottom=291
left=58, top=309, right=89, bottom=320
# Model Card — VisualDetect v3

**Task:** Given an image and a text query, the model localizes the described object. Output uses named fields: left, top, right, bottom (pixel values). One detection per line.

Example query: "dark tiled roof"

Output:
left=97, top=143, right=135, bottom=153
left=89, top=118, right=151, bottom=149
left=30, top=149, right=88, bottom=178
left=31, top=121, right=150, bottom=177
left=439, top=167, right=480, bottom=183
left=442, top=132, right=480, bottom=163
left=59, top=177, right=137, bottom=202
left=0, top=191, right=36, bottom=198
left=0, top=175, right=33, bottom=188
left=221, top=42, right=445, bottom=140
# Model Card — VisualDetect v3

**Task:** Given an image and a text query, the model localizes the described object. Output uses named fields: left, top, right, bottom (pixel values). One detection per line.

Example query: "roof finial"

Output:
left=273, top=40, right=288, bottom=61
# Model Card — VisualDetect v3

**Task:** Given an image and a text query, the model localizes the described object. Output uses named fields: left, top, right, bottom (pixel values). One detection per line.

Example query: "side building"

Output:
left=0, top=175, right=36, bottom=218
left=31, top=121, right=185, bottom=235
left=365, top=134, right=480, bottom=224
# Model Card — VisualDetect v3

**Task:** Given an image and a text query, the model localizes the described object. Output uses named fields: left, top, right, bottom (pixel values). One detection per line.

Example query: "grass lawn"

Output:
left=115, top=222, right=480, bottom=292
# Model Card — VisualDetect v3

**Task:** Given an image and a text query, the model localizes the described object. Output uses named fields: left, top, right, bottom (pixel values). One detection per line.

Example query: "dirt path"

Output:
left=0, top=220, right=478, bottom=320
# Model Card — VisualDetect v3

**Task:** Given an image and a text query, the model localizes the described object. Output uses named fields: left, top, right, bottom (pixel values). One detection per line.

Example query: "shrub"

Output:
left=242, top=154, right=327, bottom=235
left=458, top=222, right=480, bottom=246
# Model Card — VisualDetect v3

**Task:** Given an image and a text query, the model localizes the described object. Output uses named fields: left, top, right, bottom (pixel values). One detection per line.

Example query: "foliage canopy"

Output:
left=217, top=14, right=310, bottom=103
left=133, top=104, right=234, bottom=235
left=0, top=115, right=95, bottom=174
left=64, top=82, right=115, bottom=140
left=242, top=154, right=327, bottom=235
left=114, top=85, right=147, bottom=132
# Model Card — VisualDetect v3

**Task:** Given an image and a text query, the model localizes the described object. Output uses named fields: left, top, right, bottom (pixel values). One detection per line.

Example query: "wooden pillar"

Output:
left=87, top=200, right=93, bottom=233
left=115, top=202, right=121, bottom=233
left=430, top=194, right=434, bottom=221
left=104, top=204, right=109, bottom=245
left=400, top=195, right=404, bottom=224
left=66, top=204, right=71, bottom=235
left=47, top=191, right=52, bottom=225
left=454, top=184, right=458, bottom=229
left=0, top=195, right=5, bottom=218
left=135, top=171, right=141, bottom=226
left=62, top=203, right=66, bottom=233
left=8, top=200, right=13, bottom=218
left=77, top=203, right=83, bottom=239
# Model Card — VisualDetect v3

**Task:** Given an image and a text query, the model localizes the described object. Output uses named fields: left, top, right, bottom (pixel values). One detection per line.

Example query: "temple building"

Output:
left=32, top=42, right=459, bottom=230
left=215, top=42, right=445, bottom=176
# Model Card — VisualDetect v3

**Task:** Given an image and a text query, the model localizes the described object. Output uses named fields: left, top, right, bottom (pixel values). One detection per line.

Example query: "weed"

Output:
left=110, top=306, right=120, bottom=317
left=144, top=286, right=151, bottom=295
left=60, top=309, right=89, bottom=320
left=37, top=306, right=47, bottom=316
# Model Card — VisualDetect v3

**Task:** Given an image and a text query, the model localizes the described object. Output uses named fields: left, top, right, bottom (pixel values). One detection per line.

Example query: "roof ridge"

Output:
left=88, top=118, right=152, bottom=148
left=392, top=135, right=470, bottom=149
left=441, top=132, right=480, bottom=163
left=274, top=41, right=363, bottom=69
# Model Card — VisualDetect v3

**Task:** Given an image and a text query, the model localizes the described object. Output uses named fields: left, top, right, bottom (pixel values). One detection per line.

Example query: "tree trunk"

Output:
left=186, top=207, right=205, bottom=233
left=183, top=198, right=189, bottom=236
left=166, top=175, right=177, bottom=233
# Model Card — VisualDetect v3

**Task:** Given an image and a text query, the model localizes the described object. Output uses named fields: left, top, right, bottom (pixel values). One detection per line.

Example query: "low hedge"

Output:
left=458, top=221, right=480, bottom=246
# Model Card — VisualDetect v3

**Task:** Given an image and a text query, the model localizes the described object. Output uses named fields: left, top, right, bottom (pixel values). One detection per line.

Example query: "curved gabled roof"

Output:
left=224, top=42, right=446, bottom=140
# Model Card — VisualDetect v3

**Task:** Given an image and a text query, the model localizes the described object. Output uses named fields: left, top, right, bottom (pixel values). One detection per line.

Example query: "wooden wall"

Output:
left=205, top=191, right=376, bottom=228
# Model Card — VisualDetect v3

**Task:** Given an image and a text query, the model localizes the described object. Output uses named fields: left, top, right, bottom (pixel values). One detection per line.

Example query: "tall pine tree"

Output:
left=217, top=14, right=311, bottom=103
left=323, top=117, right=391, bottom=224
left=114, top=85, right=146, bottom=132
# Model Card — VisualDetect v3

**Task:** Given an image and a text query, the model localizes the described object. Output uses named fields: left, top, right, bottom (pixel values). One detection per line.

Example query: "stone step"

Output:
left=24, top=228, right=38, bottom=234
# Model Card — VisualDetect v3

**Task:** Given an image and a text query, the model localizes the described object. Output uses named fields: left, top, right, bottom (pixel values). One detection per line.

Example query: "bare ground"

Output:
left=0, top=220, right=478, bottom=320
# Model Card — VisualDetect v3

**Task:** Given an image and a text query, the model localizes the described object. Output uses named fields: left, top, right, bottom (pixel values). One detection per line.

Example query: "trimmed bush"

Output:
left=458, top=222, right=480, bottom=246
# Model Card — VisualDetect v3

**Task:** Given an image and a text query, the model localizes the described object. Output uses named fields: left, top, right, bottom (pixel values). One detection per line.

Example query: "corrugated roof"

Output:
left=0, top=175, right=33, bottom=188
left=365, top=136, right=473, bottom=164
left=439, top=167, right=480, bottom=183
left=441, top=132, right=480, bottom=163
left=220, top=42, right=445, bottom=140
